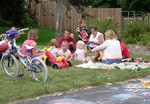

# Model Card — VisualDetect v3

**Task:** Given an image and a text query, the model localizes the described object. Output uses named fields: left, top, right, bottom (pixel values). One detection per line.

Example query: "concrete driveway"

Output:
left=16, top=79, right=150, bottom=104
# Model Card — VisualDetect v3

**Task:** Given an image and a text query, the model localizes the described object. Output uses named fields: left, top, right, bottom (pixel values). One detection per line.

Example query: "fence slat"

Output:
left=31, top=1, right=122, bottom=33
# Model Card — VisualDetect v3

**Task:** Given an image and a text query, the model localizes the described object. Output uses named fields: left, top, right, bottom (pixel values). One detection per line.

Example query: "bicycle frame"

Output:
left=5, top=28, right=35, bottom=70
left=9, top=38, right=38, bottom=72
left=2, top=28, right=48, bottom=82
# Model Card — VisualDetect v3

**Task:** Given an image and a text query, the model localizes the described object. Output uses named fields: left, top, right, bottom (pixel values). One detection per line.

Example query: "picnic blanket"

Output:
left=76, top=61, right=150, bottom=70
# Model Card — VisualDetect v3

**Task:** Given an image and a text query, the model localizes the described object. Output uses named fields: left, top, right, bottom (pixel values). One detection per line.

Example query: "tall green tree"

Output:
left=88, top=0, right=119, bottom=8
left=118, top=0, right=150, bottom=12
left=87, top=0, right=150, bottom=12
left=0, top=0, right=26, bottom=26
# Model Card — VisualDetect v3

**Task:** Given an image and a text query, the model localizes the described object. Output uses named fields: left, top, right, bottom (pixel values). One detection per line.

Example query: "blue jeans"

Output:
left=103, top=59, right=122, bottom=64
left=122, top=56, right=128, bottom=59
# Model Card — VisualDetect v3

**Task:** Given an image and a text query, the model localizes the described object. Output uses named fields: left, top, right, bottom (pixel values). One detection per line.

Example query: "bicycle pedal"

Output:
left=17, top=73, right=24, bottom=77
left=23, top=66, right=26, bottom=68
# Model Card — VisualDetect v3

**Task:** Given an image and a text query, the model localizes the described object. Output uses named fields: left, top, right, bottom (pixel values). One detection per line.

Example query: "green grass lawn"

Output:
left=0, top=27, right=56, bottom=45
left=0, top=27, right=150, bottom=103
left=0, top=54, right=149, bottom=104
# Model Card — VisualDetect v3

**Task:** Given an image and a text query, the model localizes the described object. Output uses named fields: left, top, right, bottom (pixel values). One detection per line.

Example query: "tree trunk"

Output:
left=55, top=0, right=63, bottom=39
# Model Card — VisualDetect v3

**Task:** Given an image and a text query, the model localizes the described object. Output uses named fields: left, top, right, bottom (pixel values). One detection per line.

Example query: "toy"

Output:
left=141, top=79, right=150, bottom=88
left=44, top=49, right=72, bottom=69
left=0, top=41, right=8, bottom=53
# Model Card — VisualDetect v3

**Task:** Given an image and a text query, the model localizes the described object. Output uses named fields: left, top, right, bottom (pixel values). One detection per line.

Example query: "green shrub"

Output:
left=0, top=18, right=12, bottom=26
left=86, top=16, right=118, bottom=34
left=122, top=17, right=150, bottom=45
left=0, top=27, right=9, bottom=34
left=21, top=15, right=35, bottom=28
left=137, top=33, right=150, bottom=45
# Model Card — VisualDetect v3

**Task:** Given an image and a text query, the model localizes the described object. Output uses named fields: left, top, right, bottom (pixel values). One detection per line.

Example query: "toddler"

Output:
left=57, top=40, right=72, bottom=61
left=73, top=41, right=85, bottom=61
left=48, top=39, right=58, bottom=58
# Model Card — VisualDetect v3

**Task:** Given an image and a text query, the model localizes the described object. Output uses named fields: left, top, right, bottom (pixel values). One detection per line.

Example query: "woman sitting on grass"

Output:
left=88, top=27, right=104, bottom=62
left=91, top=30, right=122, bottom=64
left=117, top=37, right=131, bottom=59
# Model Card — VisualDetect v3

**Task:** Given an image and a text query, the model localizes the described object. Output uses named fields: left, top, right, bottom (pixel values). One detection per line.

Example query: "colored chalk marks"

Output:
left=48, top=98, right=94, bottom=104
left=113, top=94, right=134, bottom=99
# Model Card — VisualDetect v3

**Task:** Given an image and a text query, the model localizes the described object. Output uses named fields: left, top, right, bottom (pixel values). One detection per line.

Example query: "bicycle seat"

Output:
left=24, top=45, right=34, bottom=51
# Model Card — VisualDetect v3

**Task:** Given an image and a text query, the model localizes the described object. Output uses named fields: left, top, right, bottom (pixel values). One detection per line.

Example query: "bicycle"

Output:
left=1, top=29, right=48, bottom=82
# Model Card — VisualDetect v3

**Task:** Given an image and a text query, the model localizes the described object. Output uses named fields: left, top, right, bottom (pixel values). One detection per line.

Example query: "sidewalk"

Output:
left=16, top=79, right=150, bottom=104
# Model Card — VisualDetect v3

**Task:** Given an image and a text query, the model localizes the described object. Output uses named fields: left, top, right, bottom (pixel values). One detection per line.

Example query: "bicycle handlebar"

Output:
left=18, top=28, right=29, bottom=32
left=18, top=28, right=29, bottom=34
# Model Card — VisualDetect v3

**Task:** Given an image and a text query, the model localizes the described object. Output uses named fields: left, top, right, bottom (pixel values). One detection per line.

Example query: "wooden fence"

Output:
left=31, top=1, right=122, bottom=33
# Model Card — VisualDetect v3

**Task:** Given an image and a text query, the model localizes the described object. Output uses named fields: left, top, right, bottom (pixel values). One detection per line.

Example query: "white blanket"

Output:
left=76, top=62, right=150, bottom=70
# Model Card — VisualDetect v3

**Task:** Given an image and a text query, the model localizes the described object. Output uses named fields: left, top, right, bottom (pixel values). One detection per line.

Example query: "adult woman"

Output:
left=88, top=27, right=104, bottom=61
left=91, top=30, right=122, bottom=64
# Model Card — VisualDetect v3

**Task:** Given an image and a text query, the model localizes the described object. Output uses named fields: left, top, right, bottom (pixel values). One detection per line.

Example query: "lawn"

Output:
left=0, top=27, right=150, bottom=104
left=0, top=54, right=149, bottom=104
left=0, top=27, right=56, bottom=45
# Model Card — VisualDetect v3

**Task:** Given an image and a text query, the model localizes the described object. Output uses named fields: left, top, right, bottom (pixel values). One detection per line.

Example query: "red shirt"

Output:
left=120, top=42, right=130, bottom=58
left=57, top=36, right=76, bottom=52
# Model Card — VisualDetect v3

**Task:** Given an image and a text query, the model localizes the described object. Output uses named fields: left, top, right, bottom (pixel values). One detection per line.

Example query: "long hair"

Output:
left=27, top=29, right=39, bottom=40
left=49, top=39, right=58, bottom=47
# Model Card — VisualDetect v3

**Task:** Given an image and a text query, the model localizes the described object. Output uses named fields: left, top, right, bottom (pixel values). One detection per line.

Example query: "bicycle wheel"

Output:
left=30, top=57, right=48, bottom=82
left=1, top=54, right=19, bottom=77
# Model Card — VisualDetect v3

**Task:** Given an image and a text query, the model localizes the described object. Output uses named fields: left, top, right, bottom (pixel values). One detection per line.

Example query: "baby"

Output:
left=73, top=41, right=85, bottom=61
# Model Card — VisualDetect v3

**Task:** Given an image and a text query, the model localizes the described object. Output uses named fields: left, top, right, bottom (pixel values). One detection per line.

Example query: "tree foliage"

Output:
left=0, top=0, right=27, bottom=26
left=88, top=0, right=119, bottom=8
left=118, top=0, right=150, bottom=12
left=88, top=0, right=150, bottom=12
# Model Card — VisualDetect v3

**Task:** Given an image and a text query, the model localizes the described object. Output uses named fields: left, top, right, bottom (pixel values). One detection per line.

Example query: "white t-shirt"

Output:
left=75, top=49, right=85, bottom=61
left=57, top=49, right=71, bottom=57
left=92, top=39, right=122, bottom=60
left=50, top=48, right=58, bottom=58
left=89, top=32, right=104, bottom=48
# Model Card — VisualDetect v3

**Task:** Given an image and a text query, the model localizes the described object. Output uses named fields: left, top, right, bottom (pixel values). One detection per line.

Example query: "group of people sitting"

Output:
left=0, top=19, right=130, bottom=65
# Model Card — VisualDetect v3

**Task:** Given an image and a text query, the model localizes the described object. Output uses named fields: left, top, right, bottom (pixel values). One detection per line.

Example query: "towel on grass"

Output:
left=76, top=62, right=150, bottom=70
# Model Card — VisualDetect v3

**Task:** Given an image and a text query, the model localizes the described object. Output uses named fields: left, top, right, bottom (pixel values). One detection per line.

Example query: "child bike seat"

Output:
left=24, top=45, right=34, bottom=51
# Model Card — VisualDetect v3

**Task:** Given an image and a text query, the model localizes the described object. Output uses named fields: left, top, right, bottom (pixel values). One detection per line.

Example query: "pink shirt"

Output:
left=21, top=39, right=35, bottom=56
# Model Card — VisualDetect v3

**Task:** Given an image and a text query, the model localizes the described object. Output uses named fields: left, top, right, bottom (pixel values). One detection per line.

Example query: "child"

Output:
left=73, top=41, right=85, bottom=61
left=117, top=37, right=130, bottom=59
left=57, top=40, right=72, bottom=61
left=21, top=29, right=44, bottom=57
left=48, top=39, right=58, bottom=58
left=76, top=19, right=88, bottom=43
